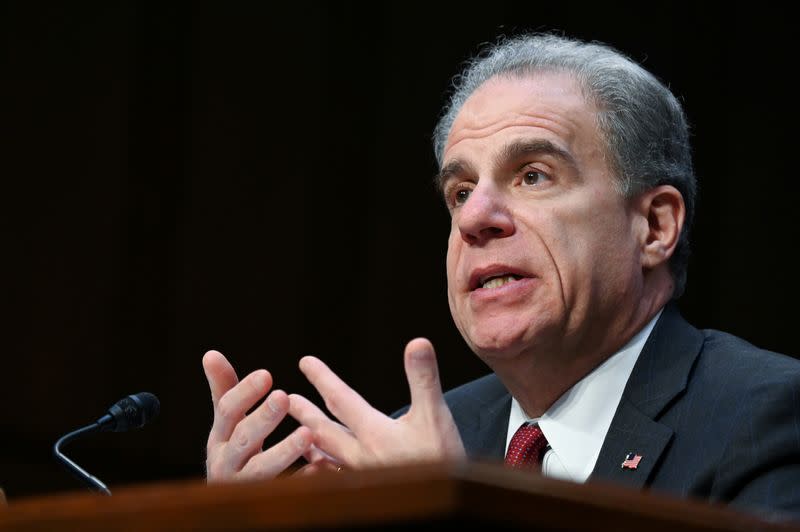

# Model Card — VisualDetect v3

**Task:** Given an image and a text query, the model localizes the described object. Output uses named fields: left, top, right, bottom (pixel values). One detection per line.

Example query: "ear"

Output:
left=634, top=185, right=685, bottom=270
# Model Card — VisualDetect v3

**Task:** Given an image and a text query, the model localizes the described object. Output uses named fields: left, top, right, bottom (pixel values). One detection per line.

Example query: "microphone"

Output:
left=95, top=392, right=160, bottom=432
left=53, top=392, right=160, bottom=495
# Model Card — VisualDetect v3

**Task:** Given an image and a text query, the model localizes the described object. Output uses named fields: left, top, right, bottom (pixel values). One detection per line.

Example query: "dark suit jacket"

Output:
left=426, top=304, right=800, bottom=522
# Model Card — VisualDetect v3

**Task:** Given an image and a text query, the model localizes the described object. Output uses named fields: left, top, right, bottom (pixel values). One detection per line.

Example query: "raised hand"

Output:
left=289, top=338, right=466, bottom=470
left=202, top=350, right=312, bottom=482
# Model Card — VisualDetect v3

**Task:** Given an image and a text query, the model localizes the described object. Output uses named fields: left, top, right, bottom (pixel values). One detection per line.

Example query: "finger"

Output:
left=303, top=443, right=337, bottom=465
left=294, top=459, right=339, bottom=476
left=298, top=444, right=341, bottom=475
left=293, top=462, right=321, bottom=476
left=298, top=356, right=384, bottom=434
left=289, top=393, right=360, bottom=463
left=209, top=369, right=272, bottom=447
left=403, top=338, right=446, bottom=415
left=223, top=389, right=291, bottom=472
left=239, top=426, right=312, bottom=480
left=202, top=350, right=239, bottom=408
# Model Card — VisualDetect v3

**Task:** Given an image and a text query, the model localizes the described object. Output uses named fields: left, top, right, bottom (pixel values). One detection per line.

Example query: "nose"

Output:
left=456, top=182, right=515, bottom=245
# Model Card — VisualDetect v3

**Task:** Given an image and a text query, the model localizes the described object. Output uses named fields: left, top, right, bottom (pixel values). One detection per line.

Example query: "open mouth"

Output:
left=479, top=274, right=523, bottom=290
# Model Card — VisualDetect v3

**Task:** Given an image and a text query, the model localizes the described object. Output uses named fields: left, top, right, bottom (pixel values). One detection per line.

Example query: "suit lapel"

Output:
left=454, top=375, right=512, bottom=461
left=591, top=398, right=674, bottom=488
left=475, top=392, right=512, bottom=460
left=591, top=304, right=704, bottom=488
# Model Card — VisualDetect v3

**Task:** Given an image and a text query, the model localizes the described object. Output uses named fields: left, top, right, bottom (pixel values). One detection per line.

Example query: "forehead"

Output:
left=444, top=72, right=597, bottom=159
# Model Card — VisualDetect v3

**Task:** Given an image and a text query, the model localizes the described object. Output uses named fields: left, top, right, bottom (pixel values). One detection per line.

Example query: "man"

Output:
left=202, top=33, right=800, bottom=520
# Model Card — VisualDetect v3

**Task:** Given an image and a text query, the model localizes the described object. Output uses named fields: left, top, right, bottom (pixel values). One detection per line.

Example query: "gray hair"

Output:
left=432, top=33, right=696, bottom=299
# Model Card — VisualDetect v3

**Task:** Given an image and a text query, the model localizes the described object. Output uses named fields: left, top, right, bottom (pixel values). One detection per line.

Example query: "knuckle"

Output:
left=217, top=394, right=238, bottom=420
left=232, top=428, right=250, bottom=449
left=247, top=372, right=265, bottom=395
left=292, top=431, right=309, bottom=451
left=323, top=394, right=340, bottom=416
left=206, top=460, right=223, bottom=480
left=415, top=370, right=438, bottom=389
left=258, top=404, right=278, bottom=423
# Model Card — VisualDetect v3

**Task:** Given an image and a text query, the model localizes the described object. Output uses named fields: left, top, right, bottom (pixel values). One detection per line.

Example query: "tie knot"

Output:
left=505, top=423, right=548, bottom=469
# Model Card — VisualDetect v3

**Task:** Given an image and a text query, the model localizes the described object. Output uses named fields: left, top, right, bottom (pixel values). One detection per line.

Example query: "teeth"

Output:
left=482, top=275, right=517, bottom=289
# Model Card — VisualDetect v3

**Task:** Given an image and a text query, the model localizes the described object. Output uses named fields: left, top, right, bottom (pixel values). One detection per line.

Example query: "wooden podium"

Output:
left=0, top=462, right=797, bottom=531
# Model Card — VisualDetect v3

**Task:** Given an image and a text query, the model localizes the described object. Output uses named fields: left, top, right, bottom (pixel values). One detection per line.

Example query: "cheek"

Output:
left=539, top=201, right=632, bottom=289
left=445, top=231, right=467, bottom=320
left=565, top=214, right=636, bottom=290
left=445, top=228, right=460, bottom=275
left=445, top=233, right=460, bottom=298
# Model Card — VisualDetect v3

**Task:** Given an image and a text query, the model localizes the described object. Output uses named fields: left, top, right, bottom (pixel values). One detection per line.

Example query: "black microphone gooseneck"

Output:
left=53, top=392, right=160, bottom=496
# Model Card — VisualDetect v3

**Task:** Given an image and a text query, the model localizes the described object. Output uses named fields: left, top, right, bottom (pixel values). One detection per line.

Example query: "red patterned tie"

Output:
left=505, top=423, right=548, bottom=469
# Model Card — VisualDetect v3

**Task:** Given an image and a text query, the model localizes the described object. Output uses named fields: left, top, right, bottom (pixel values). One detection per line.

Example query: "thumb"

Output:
left=202, top=350, right=239, bottom=408
left=404, top=338, right=446, bottom=415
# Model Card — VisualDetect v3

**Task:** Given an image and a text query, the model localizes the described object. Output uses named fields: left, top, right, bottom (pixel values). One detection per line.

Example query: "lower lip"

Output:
left=469, top=277, right=537, bottom=305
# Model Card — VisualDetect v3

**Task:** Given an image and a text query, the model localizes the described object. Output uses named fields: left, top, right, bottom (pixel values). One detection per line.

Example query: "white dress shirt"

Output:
left=505, top=310, right=662, bottom=482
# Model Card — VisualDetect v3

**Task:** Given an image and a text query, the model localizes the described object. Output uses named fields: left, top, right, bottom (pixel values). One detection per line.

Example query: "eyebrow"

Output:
left=434, top=159, right=476, bottom=193
left=434, top=139, right=577, bottom=193
left=496, top=139, right=576, bottom=170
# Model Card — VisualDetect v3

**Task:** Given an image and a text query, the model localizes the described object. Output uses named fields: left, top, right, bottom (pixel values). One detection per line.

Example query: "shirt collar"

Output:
left=506, top=309, right=663, bottom=482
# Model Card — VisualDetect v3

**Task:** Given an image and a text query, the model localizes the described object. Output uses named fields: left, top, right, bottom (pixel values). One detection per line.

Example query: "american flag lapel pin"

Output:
left=621, top=452, right=643, bottom=470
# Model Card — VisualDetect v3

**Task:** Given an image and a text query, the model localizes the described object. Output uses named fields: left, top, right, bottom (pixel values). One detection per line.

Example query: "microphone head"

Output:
left=100, top=392, right=160, bottom=432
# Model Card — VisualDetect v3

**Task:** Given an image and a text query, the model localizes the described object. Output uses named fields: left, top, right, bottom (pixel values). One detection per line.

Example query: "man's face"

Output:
left=442, top=73, right=642, bottom=362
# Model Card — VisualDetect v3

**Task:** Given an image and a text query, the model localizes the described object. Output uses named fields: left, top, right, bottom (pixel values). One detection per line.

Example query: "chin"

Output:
left=462, top=314, right=559, bottom=360
left=465, top=326, right=531, bottom=359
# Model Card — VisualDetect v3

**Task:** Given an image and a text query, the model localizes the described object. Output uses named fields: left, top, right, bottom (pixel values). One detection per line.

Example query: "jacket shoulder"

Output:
left=695, top=327, right=800, bottom=385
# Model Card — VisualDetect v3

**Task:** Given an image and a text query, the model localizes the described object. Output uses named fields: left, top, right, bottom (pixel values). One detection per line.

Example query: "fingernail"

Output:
left=411, top=348, right=431, bottom=362
left=267, top=395, right=280, bottom=413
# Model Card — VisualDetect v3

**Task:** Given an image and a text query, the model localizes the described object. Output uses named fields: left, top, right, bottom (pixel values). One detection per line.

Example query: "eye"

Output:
left=522, top=169, right=550, bottom=186
left=455, top=188, right=471, bottom=204
left=445, top=182, right=475, bottom=209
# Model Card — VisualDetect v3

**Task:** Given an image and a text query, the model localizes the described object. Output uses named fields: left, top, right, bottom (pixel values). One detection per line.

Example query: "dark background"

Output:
left=1, top=2, right=795, bottom=500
